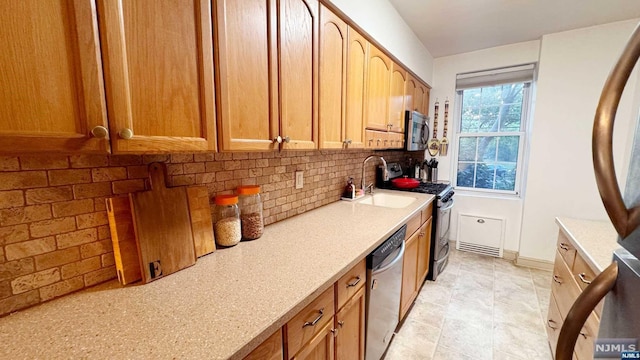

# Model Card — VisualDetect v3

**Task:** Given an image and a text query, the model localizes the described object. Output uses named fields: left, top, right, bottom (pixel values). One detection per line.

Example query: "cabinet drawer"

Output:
left=546, top=293, right=563, bottom=359
left=244, top=329, right=283, bottom=360
left=551, top=250, right=581, bottom=317
left=557, top=232, right=577, bottom=270
left=405, top=212, right=422, bottom=239
left=421, top=202, right=433, bottom=224
left=574, top=311, right=599, bottom=360
left=335, top=259, right=366, bottom=311
left=572, top=253, right=597, bottom=291
left=285, top=286, right=335, bottom=358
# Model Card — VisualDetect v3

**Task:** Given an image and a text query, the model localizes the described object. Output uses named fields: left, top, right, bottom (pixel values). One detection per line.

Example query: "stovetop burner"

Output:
left=405, top=182, right=450, bottom=195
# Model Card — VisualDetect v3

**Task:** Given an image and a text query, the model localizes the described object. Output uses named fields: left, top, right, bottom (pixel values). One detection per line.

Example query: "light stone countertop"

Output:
left=555, top=217, right=621, bottom=273
left=0, top=189, right=434, bottom=360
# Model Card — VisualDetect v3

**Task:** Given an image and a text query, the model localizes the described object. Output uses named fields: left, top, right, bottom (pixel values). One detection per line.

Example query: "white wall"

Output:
left=519, top=19, right=640, bottom=262
left=431, top=19, right=640, bottom=261
left=430, top=41, right=541, bottom=252
left=328, top=0, right=434, bottom=84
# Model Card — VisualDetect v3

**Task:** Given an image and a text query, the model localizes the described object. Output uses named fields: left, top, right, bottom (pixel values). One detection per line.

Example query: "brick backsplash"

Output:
left=0, top=150, right=415, bottom=316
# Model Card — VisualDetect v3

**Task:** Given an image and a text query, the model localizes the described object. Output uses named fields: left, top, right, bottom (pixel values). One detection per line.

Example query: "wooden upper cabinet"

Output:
left=364, top=45, right=391, bottom=131
left=279, top=0, right=319, bottom=150
left=0, top=0, right=109, bottom=153
left=388, top=62, right=406, bottom=133
left=215, top=0, right=279, bottom=151
left=319, top=5, right=347, bottom=150
left=415, top=82, right=429, bottom=116
left=344, top=27, right=368, bottom=149
left=98, top=0, right=216, bottom=153
left=405, top=74, right=418, bottom=113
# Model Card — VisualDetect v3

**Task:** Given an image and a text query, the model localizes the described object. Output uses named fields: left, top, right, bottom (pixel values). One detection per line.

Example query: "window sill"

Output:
left=452, top=187, right=523, bottom=200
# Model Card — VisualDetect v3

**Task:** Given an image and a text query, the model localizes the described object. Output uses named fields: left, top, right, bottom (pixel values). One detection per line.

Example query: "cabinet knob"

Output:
left=119, top=128, right=134, bottom=140
left=90, top=126, right=109, bottom=139
left=338, top=320, right=344, bottom=328
left=273, top=136, right=283, bottom=144
left=282, top=136, right=291, bottom=143
left=344, top=139, right=352, bottom=145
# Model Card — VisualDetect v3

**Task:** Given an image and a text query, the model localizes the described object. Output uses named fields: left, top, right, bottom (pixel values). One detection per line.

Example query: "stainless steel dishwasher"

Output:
left=365, top=224, right=406, bottom=360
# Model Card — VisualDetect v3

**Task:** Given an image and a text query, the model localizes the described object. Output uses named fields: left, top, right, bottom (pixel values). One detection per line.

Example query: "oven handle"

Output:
left=439, top=198, right=455, bottom=211
left=373, top=240, right=405, bottom=274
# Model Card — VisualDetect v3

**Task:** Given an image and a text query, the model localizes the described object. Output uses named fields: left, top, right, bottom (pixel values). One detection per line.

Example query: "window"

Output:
left=453, top=64, right=534, bottom=194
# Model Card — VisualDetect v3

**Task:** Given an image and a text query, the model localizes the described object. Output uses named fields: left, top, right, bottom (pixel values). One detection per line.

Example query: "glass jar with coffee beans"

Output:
left=236, top=185, right=264, bottom=240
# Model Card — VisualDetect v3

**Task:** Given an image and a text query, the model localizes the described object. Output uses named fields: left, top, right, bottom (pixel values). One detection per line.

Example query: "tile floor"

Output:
left=385, top=247, right=554, bottom=360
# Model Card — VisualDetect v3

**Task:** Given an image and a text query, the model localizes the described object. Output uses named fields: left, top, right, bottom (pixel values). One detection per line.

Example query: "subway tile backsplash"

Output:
left=0, top=150, right=406, bottom=316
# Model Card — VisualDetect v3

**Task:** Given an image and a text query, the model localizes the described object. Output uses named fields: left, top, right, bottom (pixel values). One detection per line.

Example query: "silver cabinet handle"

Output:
left=547, top=319, right=558, bottom=330
left=119, top=128, right=134, bottom=139
left=559, top=243, right=570, bottom=251
left=283, top=136, right=290, bottom=143
left=343, top=139, right=352, bottom=145
left=337, top=320, right=344, bottom=328
left=578, top=273, right=592, bottom=284
left=553, top=275, right=562, bottom=284
left=91, top=126, right=109, bottom=139
left=346, top=276, right=361, bottom=287
left=273, top=136, right=282, bottom=144
left=303, top=308, right=324, bottom=328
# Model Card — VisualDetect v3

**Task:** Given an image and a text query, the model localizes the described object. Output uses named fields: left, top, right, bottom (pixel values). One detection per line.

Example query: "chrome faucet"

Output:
left=361, top=155, right=388, bottom=194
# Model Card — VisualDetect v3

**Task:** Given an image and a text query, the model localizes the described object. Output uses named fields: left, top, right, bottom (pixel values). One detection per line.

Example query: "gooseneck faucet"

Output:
left=361, top=155, right=388, bottom=194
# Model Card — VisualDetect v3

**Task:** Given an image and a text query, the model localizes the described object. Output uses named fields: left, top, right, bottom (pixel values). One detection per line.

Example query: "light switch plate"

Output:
left=295, top=171, right=303, bottom=189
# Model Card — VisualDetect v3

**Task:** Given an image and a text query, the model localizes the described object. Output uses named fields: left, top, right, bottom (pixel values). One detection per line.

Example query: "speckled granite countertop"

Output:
left=0, top=190, right=434, bottom=360
left=555, top=217, right=621, bottom=273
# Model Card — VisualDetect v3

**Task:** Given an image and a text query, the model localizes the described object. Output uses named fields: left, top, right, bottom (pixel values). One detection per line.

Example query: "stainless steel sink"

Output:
left=358, top=193, right=416, bottom=208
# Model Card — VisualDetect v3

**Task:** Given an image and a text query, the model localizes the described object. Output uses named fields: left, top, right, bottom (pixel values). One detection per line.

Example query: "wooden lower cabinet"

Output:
left=245, top=329, right=284, bottom=360
left=546, top=229, right=602, bottom=360
left=417, top=218, right=432, bottom=285
left=399, top=227, right=419, bottom=320
left=335, top=287, right=365, bottom=360
left=292, top=319, right=335, bottom=360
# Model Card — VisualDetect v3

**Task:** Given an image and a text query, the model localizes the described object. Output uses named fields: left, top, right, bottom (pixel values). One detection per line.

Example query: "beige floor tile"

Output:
left=531, top=269, right=553, bottom=289
left=494, top=274, right=538, bottom=308
left=536, top=287, right=551, bottom=313
left=384, top=338, right=435, bottom=360
left=445, top=296, right=493, bottom=323
left=494, top=258, right=532, bottom=279
left=438, top=318, right=493, bottom=360
left=409, top=299, right=448, bottom=329
left=493, top=323, right=552, bottom=360
left=417, top=283, right=453, bottom=306
left=396, top=316, right=442, bottom=347
left=494, top=349, right=527, bottom=359
left=494, top=298, right=546, bottom=335
left=433, top=270, right=458, bottom=287
left=458, top=252, right=495, bottom=273
left=432, top=344, right=475, bottom=360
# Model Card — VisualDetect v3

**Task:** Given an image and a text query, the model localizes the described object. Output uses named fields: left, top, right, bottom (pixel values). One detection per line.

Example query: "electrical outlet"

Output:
left=295, top=171, right=303, bottom=189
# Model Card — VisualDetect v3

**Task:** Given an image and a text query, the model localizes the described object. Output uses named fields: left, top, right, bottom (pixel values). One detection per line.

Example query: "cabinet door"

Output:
left=405, top=74, right=418, bottom=112
left=388, top=62, right=406, bottom=133
left=291, top=319, right=335, bottom=360
left=422, top=87, right=431, bottom=116
left=98, top=0, right=216, bottom=153
left=414, top=83, right=426, bottom=116
left=400, top=229, right=419, bottom=320
left=279, top=0, right=319, bottom=150
left=335, top=287, right=365, bottom=360
left=244, top=328, right=283, bottom=360
left=417, top=218, right=432, bottom=285
left=364, top=46, right=391, bottom=131
left=0, top=0, right=109, bottom=153
left=344, top=27, right=367, bottom=149
left=319, top=5, right=346, bottom=149
left=215, top=0, right=279, bottom=151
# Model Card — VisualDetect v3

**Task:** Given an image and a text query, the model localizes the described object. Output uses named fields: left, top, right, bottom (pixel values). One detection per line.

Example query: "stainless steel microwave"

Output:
left=405, top=110, right=429, bottom=151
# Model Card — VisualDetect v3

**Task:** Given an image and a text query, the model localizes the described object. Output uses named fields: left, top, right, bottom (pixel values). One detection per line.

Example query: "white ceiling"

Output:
left=388, top=0, right=640, bottom=58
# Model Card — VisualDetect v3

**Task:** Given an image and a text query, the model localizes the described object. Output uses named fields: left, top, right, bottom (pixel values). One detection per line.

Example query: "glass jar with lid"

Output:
left=236, top=185, right=264, bottom=240
left=212, top=194, right=241, bottom=247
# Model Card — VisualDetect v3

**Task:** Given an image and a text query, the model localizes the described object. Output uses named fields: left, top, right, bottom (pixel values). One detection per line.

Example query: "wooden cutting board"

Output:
left=130, top=162, right=196, bottom=283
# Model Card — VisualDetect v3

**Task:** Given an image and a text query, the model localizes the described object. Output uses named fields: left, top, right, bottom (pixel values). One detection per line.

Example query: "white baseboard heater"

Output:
left=456, top=213, right=505, bottom=257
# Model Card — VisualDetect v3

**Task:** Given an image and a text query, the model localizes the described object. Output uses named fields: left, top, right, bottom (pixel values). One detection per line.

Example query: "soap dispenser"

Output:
left=343, top=177, right=355, bottom=199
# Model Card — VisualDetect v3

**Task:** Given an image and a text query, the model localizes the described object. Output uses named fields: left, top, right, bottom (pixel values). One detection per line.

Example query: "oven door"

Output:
left=437, top=197, right=454, bottom=241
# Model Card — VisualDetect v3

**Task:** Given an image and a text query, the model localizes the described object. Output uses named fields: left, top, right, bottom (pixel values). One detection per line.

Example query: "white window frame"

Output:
left=452, top=70, right=534, bottom=196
